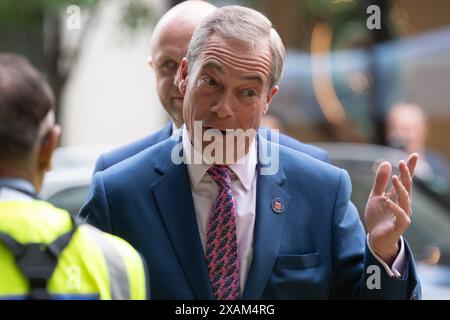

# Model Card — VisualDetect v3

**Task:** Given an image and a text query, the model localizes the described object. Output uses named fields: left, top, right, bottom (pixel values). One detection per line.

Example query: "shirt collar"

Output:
left=171, top=122, right=181, bottom=137
left=182, top=125, right=257, bottom=191
left=0, top=178, right=36, bottom=200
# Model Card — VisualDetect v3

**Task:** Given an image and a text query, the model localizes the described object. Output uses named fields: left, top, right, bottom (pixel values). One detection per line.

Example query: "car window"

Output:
left=46, top=186, right=90, bottom=217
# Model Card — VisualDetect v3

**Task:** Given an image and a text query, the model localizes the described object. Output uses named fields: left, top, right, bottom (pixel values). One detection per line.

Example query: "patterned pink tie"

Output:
left=206, top=165, right=240, bottom=300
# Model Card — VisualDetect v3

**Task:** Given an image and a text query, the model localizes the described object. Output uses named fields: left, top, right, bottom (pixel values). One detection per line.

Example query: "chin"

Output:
left=172, top=98, right=184, bottom=110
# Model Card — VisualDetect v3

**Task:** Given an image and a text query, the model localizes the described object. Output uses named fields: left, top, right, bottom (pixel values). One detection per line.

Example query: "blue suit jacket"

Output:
left=79, top=135, right=420, bottom=299
left=93, top=123, right=329, bottom=173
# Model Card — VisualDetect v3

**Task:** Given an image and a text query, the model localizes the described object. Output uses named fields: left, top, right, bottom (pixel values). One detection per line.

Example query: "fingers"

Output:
left=407, top=153, right=419, bottom=177
left=371, top=161, right=392, bottom=197
left=386, top=199, right=411, bottom=230
left=398, top=160, right=413, bottom=194
left=398, top=153, right=418, bottom=195
left=392, top=175, right=411, bottom=215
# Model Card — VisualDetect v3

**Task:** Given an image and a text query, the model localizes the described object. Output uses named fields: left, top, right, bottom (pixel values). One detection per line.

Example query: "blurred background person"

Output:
left=387, top=102, right=449, bottom=189
left=0, top=53, right=148, bottom=300
left=93, top=0, right=217, bottom=173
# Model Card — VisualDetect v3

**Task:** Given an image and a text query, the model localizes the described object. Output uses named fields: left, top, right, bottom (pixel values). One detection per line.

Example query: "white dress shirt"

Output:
left=181, top=125, right=406, bottom=294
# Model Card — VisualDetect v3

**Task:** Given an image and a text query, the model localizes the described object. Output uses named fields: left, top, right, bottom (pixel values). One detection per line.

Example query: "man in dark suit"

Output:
left=80, top=5, right=420, bottom=299
left=387, top=102, right=449, bottom=190
left=93, top=0, right=328, bottom=174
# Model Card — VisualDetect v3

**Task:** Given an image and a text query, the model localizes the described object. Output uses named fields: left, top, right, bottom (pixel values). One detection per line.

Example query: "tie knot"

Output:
left=207, top=165, right=232, bottom=189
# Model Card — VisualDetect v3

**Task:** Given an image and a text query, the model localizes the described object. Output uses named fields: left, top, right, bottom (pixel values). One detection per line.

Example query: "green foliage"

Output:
left=0, top=0, right=155, bottom=30
left=0, top=0, right=43, bottom=26
left=0, top=0, right=98, bottom=26
left=120, top=0, right=155, bottom=31
left=305, top=0, right=360, bottom=17
left=40, top=0, right=98, bottom=11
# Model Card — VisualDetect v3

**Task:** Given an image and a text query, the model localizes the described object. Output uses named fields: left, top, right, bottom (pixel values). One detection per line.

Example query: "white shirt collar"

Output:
left=0, top=188, right=34, bottom=201
left=182, top=125, right=257, bottom=191
left=0, top=178, right=36, bottom=201
left=171, top=122, right=181, bottom=137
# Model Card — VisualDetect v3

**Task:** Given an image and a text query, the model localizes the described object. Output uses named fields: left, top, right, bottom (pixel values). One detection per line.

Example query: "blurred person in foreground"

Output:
left=0, top=54, right=148, bottom=300
left=81, top=6, right=420, bottom=299
left=387, top=102, right=449, bottom=190
left=92, top=0, right=328, bottom=175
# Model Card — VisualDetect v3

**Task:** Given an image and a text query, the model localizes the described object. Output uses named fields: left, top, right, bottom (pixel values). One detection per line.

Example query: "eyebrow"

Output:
left=203, top=61, right=225, bottom=74
left=241, top=75, right=264, bottom=86
left=202, top=61, right=264, bottom=86
left=156, top=55, right=176, bottom=65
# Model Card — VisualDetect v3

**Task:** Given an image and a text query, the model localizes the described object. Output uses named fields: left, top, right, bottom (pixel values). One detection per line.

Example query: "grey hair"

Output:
left=186, top=5, right=285, bottom=88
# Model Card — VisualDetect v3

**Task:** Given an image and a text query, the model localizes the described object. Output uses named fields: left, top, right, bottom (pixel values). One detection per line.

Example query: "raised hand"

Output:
left=365, top=153, right=419, bottom=265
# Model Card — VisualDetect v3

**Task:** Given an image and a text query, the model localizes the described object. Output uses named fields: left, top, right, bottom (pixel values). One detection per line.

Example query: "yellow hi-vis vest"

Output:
left=0, top=200, right=148, bottom=300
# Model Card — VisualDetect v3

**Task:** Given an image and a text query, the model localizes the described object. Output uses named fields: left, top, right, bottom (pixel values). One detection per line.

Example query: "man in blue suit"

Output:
left=93, top=0, right=328, bottom=174
left=80, top=6, right=420, bottom=299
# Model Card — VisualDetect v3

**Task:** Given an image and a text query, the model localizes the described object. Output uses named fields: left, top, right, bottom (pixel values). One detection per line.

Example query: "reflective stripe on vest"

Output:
left=83, top=225, right=130, bottom=300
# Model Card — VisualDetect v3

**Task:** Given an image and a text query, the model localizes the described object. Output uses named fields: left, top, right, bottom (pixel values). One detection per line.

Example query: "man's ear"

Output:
left=263, top=85, right=279, bottom=114
left=39, top=125, right=61, bottom=172
left=178, top=57, right=189, bottom=95
left=173, top=63, right=183, bottom=89
left=147, top=56, right=154, bottom=69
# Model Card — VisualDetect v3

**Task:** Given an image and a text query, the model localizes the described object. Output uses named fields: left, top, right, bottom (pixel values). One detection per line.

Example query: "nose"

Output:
left=210, top=92, right=234, bottom=118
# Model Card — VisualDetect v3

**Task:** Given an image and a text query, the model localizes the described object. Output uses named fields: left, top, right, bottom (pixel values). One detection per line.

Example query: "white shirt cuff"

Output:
left=366, top=235, right=407, bottom=278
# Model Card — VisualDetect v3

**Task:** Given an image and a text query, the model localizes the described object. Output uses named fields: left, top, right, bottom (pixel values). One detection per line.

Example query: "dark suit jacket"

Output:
left=80, top=135, right=420, bottom=300
left=426, top=151, right=449, bottom=183
left=93, top=123, right=329, bottom=173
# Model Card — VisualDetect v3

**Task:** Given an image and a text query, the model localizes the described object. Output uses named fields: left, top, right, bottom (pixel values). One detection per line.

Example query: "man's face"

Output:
left=150, top=23, right=194, bottom=127
left=387, top=107, right=427, bottom=153
left=179, top=34, right=278, bottom=161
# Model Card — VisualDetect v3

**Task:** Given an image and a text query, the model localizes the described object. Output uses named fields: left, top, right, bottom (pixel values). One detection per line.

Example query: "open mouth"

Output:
left=204, top=126, right=227, bottom=135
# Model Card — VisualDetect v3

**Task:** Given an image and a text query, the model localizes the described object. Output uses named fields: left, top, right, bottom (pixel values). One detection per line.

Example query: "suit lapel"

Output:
left=161, top=122, right=173, bottom=139
left=242, top=137, right=290, bottom=299
left=152, top=140, right=213, bottom=299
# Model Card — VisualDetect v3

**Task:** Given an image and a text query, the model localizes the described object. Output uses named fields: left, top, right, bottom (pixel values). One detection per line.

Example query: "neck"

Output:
left=186, top=125, right=256, bottom=165
left=0, top=162, right=38, bottom=191
left=173, top=121, right=182, bottom=129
